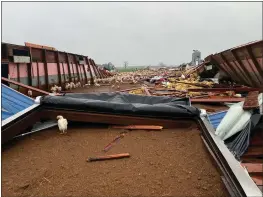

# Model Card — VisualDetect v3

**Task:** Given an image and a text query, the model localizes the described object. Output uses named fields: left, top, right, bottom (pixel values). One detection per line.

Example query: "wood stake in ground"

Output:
left=87, top=153, right=130, bottom=162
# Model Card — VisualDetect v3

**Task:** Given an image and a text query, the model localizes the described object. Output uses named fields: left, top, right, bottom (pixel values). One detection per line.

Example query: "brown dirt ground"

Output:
left=2, top=123, right=229, bottom=197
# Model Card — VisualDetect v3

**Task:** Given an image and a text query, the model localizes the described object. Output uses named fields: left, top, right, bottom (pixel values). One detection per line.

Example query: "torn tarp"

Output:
left=40, top=92, right=200, bottom=119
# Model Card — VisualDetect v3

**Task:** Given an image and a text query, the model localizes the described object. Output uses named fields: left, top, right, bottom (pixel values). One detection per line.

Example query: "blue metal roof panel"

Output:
left=207, top=110, right=228, bottom=130
left=1, top=84, right=34, bottom=121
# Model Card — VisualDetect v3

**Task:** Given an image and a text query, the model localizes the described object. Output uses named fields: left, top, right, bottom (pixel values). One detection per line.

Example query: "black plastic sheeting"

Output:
left=225, top=114, right=262, bottom=160
left=40, top=92, right=200, bottom=119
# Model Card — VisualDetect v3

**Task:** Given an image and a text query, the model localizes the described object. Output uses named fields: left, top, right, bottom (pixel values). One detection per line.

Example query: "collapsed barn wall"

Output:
left=1, top=42, right=108, bottom=95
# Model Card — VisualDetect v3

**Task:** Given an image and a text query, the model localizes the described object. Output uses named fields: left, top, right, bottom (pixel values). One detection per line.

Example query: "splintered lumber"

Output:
left=87, top=153, right=130, bottom=162
left=243, top=91, right=259, bottom=110
left=103, top=134, right=125, bottom=152
left=111, top=125, right=163, bottom=130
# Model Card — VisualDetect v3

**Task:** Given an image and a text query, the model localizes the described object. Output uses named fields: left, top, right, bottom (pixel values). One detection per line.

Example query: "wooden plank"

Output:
left=144, top=87, right=152, bottom=96
left=87, top=153, right=130, bottom=162
left=241, top=163, right=263, bottom=174
left=2, top=77, right=49, bottom=95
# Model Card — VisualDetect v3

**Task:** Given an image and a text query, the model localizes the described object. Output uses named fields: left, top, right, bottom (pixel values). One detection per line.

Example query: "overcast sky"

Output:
left=2, top=2, right=262, bottom=66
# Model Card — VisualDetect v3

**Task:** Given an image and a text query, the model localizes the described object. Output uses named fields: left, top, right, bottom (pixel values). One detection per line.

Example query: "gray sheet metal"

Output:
left=201, top=117, right=262, bottom=197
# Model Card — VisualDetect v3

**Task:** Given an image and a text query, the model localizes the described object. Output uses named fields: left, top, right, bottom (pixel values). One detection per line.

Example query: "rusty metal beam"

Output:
left=231, top=50, right=259, bottom=87
left=74, top=55, right=81, bottom=82
left=56, top=51, right=62, bottom=85
left=66, top=53, right=72, bottom=82
left=36, top=62, right=40, bottom=88
left=43, top=49, right=49, bottom=90
left=220, top=53, right=248, bottom=85
left=27, top=47, right=33, bottom=86
left=246, top=45, right=263, bottom=80
left=82, top=61, right=88, bottom=84
left=188, top=87, right=262, bottom=93
left=2, top=77, right=50, bottom=95
left=87, top=57, right=94, bottom=84
left=191, top=97, right=245, bottom=103
left=17, top=63, right=20, bottom=91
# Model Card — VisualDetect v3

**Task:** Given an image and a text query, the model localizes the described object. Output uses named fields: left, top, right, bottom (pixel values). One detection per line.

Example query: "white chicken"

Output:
left=57, top=86, right=62, bottom=92
left=57, top=115, right=68, bottom=134
left=28, top=90, right=33, bottom=97
left=50, top=86, right=57, bottom=93
left=65, top=83, right=70, bottom=90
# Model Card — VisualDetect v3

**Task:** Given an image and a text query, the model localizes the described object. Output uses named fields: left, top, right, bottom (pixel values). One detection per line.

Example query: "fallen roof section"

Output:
left=206, top=40, right=263, bottom=88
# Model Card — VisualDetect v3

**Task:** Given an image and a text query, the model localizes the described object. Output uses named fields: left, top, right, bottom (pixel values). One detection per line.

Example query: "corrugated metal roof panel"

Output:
left=1, top=84, right=34, bottom=121
left=207, top=40, right=263, bottom=88
left=207, top=110, right=228, bottom=129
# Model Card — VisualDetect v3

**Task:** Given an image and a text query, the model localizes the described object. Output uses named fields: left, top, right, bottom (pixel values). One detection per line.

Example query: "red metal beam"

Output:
left=43, top=50, right=49, bottom=90
left=74, top=55, right=81, bottom=82
left=17, top=63, right=20, bottom=91
left=66, top=53, right=72, bottom=82
left=241, top=163, right=263, bottom=174
left=86, top=57, right=94, bottom=84
left=188, top=87, right=262, bottom=93
left=191, top=97, right=245, bottom=103
left=56, top=51, right=62, bottom=85
left=2, top=77, right=49, bottom=95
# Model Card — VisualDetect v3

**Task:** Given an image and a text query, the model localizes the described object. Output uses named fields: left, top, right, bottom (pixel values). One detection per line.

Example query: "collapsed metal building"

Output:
left=1, top=42, right=111, bottom=96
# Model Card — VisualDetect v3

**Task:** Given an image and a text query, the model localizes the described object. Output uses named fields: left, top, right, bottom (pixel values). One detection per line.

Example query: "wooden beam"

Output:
left=2, top=77, right=50, bottom=95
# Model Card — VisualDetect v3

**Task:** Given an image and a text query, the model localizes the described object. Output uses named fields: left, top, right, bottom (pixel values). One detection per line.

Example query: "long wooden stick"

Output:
left=87, top=153, right=130, bottom=162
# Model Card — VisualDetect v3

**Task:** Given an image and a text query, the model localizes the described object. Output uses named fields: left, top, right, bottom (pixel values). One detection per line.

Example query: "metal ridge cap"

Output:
left=200, top=117, right=262, bottom=197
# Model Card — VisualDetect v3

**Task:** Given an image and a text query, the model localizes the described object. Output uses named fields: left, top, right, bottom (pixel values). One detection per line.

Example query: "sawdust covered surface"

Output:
left=2, top=123, right=229, bottom=197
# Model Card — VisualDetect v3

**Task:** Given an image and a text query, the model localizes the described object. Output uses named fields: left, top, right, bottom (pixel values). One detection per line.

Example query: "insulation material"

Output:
left=216, top=93, right=263, bottom=140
